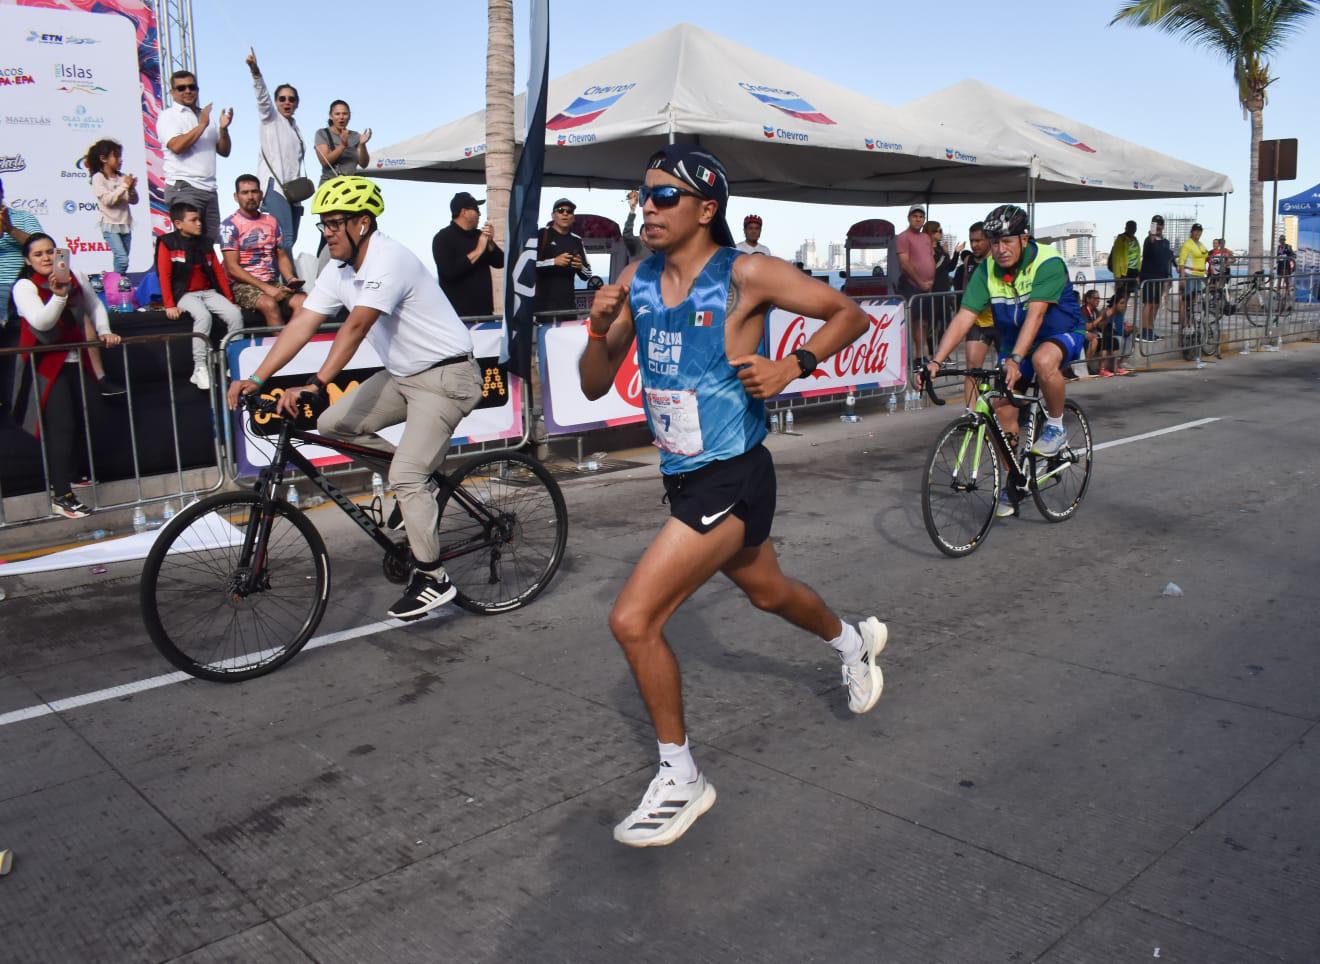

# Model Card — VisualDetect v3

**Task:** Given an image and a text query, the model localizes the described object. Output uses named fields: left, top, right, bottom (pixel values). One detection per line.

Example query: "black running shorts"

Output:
left=966, top=325, right=998, bottom=346
left=661, top=444, right=776, bottom=547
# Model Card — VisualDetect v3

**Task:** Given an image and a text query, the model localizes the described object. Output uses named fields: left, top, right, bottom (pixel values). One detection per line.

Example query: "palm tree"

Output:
left=485, top=0, right=515, bottom=310
left=1110, top=0, right=1316, bottom=265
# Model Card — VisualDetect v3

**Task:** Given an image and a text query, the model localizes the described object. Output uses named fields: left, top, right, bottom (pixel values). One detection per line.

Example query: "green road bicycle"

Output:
left=918, top=367, right=1093, bottom=557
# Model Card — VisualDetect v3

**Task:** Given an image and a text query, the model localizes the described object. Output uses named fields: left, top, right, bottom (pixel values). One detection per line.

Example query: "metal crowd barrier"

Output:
left=0, top=331, right=225, bottom=530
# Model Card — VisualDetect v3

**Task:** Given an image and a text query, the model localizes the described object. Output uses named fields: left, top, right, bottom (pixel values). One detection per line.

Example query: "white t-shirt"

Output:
left=303, top=232, right=473, bottom=376
left=735, top=241, right=773, bottom=256
left=158, top=103, right=220, bottom=192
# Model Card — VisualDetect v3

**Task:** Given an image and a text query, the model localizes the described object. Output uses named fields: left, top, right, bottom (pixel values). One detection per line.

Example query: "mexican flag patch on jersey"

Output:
left=689, top=310, right=714, bottom=327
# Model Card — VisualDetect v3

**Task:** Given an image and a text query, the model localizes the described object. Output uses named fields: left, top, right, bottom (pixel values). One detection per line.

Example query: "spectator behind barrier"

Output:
left=220, top=174, right=306, bottom=328
left=156, top=201, right=243, bottom=391
left=896, top=203, right=935, bottom=362
left=926, top=220, right=963, bottom=335
left=735, top=214, right=772, bottom=256
left=245, top=48, right=308, bottom=255
left=10, top=233, right=122, bottom=518
left=621, top=190, right=653, bottom=264
left=535, top=198, right=591, bottom=316
left=1138, top=215, right=1174, bottom=343
left=314, top=99, right=372, bottom=184
left=1092, top=291, right=1132, bottom=377
left=158, top=69, right=232, bottom=246
left=1, top=177, right=46, bottom=323
left=86, top=138, right=139, bottom=277
left=1109, top=220, right=1141, bottom=299
left=433, top=191, right=504, bottom=319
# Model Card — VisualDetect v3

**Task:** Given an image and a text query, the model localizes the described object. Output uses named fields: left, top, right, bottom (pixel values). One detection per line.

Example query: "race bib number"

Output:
left=645, top=388, right=704, bottom=456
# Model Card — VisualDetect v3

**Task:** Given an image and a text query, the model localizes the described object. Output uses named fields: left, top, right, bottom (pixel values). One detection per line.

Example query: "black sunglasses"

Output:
left=174, top=83, right=198, bottom=92
left=277, top=95, right=298, bottom=103
left=553, top=206, right=574, bottom=214
left=638, top=184, right=705, bottom=208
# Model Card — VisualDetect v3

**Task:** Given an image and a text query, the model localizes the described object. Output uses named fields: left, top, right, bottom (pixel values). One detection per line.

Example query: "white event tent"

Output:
left=900, top=80, right=1233, bottom=203
left=370, top=23, right=1024, bottom=205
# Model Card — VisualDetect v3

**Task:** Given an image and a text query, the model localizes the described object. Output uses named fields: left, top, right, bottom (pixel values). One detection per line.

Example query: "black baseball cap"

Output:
left=552, top=197, right=576, bottom=212
left=1191, top=222, right=1203, bottom=230
left=1151, top=214, right=1165, bottom=224
left=646, top=144, right=735, bottom=247
left=450, top=191, right=484, bottom=217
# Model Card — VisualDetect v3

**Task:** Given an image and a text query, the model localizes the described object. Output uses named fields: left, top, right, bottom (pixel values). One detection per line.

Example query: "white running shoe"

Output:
left=189, top=365, right=211, bottom=391
left=613, top=767, right=716, bottom=848
left=842, top=617, right=887, bottom=714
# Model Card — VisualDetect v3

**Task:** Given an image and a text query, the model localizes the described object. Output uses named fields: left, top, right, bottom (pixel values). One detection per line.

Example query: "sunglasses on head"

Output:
left=638, top=184, right=705, bottom=208
left=174, top=83, right=197, bottom=92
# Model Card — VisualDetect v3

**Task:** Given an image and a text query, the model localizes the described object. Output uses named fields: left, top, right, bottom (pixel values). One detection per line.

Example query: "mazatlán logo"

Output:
left=28, top=30, right=98, bottom=45
left=546, top=83, right=635, bottom=131
left=5, top=114, right=50, bottom=126
left=739, top=82, right=835, bottom=125
left=0, top=153, right=27, bottom=172
left=1132, top=180, right=1154, bottom=190
left=1029, top=123, right=1096, bottom=153
left=762, top=125, right=808, bottom=143
left=945, top=148, right=978, bottom=162
left=0, top=67, right=36, bottom=87
left=864, top=137, right=902, bottom=152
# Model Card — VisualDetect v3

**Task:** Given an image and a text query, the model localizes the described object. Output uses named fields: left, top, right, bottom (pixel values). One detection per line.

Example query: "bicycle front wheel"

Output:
left=437, top=452, right=568, bottom=614
left=1201, top=315, right=1222, bottom=358
left=139, top=492, right=330, bottom=682
left=1243, top=287, right=1269, bottom=327
left=1029, top=400, right=1093, bottom=523
left=922, top=415, right=1001, bottom=557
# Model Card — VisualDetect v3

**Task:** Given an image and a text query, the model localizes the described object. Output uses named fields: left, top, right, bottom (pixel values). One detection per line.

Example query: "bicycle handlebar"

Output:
left=241, top=392, right=280, bottom=415
left=917, top=365, right=1037, bottom=410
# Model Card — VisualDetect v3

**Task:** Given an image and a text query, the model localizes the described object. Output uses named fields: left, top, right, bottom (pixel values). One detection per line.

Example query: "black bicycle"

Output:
left=918, top=367, right=1093, bottom=557
left=139, top=393, right=568, bottom=681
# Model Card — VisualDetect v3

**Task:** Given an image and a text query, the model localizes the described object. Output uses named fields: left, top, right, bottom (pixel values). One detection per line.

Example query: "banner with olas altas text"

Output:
left=3, top=2, right=166, bottom=271
left=538, top=298, right=907, bottom=436
left=226, top=323, right=523, bottom=477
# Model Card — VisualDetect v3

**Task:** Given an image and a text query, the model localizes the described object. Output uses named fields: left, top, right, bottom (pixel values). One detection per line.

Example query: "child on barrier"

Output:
left=156, top=201, right=243, bottom=391
left=86, top=138, right=139, bottom=277
left=10, top=233, right=122, bottom=518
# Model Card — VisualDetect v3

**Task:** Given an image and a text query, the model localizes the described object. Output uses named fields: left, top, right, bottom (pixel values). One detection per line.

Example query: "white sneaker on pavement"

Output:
left=613, top=767, right=716, bottom=847
left=189, top=365, right=211, bottom=391
left=842, top=617, right=887, bottom=714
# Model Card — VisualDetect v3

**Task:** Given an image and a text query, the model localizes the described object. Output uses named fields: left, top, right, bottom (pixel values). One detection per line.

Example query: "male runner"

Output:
left=925, top=204, right=1086, bottom=517
left=579, top=145, right=885, bottom=848
left=226, top=176, right=482, bottom=620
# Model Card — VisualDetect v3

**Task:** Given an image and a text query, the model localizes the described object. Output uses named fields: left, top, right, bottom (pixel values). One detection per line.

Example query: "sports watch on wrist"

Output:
left=1008, top=353, right=1024, bottom=365
left=792, top=347, right=818, bottom=378
left=310, top=376, right=327, bottom=393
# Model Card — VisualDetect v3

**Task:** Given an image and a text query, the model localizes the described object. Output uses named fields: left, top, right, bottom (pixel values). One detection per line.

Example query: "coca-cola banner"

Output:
left=537, top=298, right=907, bottom=437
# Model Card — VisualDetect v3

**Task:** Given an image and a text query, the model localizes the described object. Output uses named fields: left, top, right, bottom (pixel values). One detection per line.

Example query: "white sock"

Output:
left=828, top=622, right=864, bottom=665
left=658, top=738, right=698, bottom=782
left=1046, top=415, right=1064, bottom=430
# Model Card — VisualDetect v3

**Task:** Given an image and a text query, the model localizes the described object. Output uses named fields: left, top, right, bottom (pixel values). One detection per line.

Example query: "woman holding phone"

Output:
left=9, top=233, right=121, bottom=517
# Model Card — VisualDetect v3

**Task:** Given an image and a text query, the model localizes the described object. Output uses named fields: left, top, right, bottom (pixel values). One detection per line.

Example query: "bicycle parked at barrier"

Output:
left=918, top=367, right=1093, bottom=557
left=1206, top=272, right=1274, bottom=329
left=1178, top=282, right=1222, bottom=361
left=139, top=393, right=568, bottom=681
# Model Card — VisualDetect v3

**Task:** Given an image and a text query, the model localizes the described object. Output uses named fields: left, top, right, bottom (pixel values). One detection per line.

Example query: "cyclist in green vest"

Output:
left=925, top=204, right=1087, bottom=516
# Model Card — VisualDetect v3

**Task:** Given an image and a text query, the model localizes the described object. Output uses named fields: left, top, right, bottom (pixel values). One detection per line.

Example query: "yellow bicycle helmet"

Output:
left=311, top=175, right=385, bottom=217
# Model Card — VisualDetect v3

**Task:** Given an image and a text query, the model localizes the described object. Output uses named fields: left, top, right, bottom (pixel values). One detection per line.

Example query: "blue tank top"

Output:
left=629, top=248, right=767, bottom=475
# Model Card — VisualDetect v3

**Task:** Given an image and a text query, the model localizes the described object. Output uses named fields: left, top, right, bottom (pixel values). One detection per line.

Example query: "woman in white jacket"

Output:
left=245, top=48, right=305, bottom=254
left=10, top=233, right=121, bottom=517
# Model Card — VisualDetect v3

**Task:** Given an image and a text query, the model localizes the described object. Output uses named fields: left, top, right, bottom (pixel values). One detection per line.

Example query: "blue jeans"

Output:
left=261, top=179, right=303, bottom=254
left=102, top=230, right=131, bottom=275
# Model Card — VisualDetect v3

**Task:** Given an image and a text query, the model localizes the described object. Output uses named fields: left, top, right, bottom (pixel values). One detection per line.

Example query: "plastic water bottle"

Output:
left=784, top=408, right=795, bottom=432
left=371, top=472, right=385, bottom=502
left=886, top=393, right=897, bottom=415
left=840, top=392, right=860, bottom=423
left=162, top=501, right=176, bottom=524
left=91, top=528, right=110, bottom=541
left=285, top=484, right=300, bottom=508
left=132, top=506, right=148, bottom=533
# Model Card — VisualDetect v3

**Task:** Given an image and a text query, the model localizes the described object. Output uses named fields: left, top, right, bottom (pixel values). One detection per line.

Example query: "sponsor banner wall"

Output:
left=538, top=299, right=907, bottom=436
left=2, top=2, right=165, bottom=272
left=226, top=323, right=523, bottom=476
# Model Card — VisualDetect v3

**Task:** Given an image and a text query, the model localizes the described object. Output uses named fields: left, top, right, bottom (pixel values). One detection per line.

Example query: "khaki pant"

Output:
left=317, top=360, right=482, bottom=566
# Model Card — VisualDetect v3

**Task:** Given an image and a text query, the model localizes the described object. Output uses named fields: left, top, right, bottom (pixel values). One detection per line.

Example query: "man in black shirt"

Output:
left=432, top=191, right=505, bottom=319
left=1138, top=214, right=1174, bottom=342
left=535, top=197, right=591, bottom=316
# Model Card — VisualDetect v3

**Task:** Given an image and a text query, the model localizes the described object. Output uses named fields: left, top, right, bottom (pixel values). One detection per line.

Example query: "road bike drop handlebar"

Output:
left=917, top=365, right=1037, bottom=410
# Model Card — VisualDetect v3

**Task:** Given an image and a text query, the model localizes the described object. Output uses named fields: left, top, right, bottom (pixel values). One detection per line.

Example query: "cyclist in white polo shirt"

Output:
left=227, top=176, right=482, bottom=620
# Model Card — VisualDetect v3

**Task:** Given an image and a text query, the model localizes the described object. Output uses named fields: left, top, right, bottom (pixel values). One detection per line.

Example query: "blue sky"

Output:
left=194, top=1, right=1318, bottom=263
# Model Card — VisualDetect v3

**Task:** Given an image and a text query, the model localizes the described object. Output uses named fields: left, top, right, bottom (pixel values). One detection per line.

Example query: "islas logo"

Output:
left=739, top=82, right=836, bottom=125
left=546, top=83, right=635, bottom=131
left=54, top=63, right=106, bottom=95
left=1029, top=123, right=1096, bottom=153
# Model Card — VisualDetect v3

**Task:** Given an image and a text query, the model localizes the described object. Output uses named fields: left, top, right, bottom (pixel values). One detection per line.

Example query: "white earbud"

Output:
left=359, top=224, right=366, bottom=238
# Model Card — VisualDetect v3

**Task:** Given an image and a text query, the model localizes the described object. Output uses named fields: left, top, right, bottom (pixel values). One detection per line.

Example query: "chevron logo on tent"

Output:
left=1029, top=122, right=1096, bottom=153
left=546, top=83, right=636, bottom=131
left=763, top=125, right=776, bottom=139
left=739, top=82, right=836, bottom=125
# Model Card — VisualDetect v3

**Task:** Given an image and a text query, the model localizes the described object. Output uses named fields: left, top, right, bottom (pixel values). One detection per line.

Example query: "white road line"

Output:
left=0, top=417, right=1227, bottom=731
left=0, top=618, right=408, bottom=729
left=1094, top=417, right=1221, bottom=451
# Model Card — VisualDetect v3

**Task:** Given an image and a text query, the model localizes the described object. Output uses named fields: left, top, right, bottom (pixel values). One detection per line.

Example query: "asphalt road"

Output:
left=2, top=345, right=1318, bottom=963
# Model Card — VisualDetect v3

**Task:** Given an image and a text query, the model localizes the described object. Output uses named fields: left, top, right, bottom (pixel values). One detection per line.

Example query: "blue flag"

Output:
left=502, top=0, right=550, bottom=382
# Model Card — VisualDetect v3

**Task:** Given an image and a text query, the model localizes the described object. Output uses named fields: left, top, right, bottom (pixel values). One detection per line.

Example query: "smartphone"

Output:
left=52, top=248, right=72, bottom=284
left=285, top=279, right=305, bottom=291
